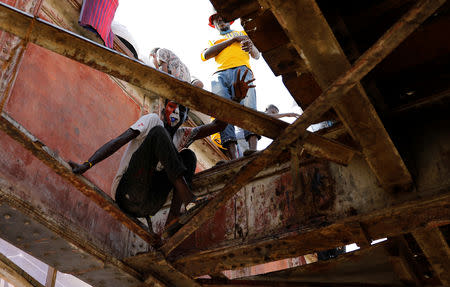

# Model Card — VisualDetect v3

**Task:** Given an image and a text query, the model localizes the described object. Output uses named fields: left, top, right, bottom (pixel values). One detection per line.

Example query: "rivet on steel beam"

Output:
left=24, top=220, right=30, bottom=225
left=16, top=236, right=22, bottom=241
left=3, top=213, right=11, bottom=219
left=32, top=231, right=39, bottom=236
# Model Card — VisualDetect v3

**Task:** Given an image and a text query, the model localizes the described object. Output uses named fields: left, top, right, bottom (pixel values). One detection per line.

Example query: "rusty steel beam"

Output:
left=412, top=227, right=450, bottom=285
left=0, top=2, right=278, bottom=137
left=0, top=112, right=200, bottom=287
left=0, top=2, right=356, bottom=166
left=172, top=192, right=450, bottom=276
left=260, top=0, right=445, bottom=189
left=0, top=167, right=197, bottom=287
left=0, top=176, right=167, bottom=287
left=0, top=112, right=159, bottom=246
left=197, top=278, right=391, bottom=287
left=0, top=252, right=45, bottom=287
left=160, top=0, right=444, bottom=256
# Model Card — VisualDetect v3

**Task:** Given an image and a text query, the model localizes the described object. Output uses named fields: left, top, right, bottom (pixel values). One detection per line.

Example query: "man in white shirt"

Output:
left=68, top=70, right=255, bottom=234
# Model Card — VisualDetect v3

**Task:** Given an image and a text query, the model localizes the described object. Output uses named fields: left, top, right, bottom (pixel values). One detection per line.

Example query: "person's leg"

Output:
left=247, top=135, right=258, bottom=151
left=225, top=142, right=239, bottom=160
left=166, top=188, right=183, bottom=226
left=179, top=149, right=197, bottom=185
left=116, top=126, right=193, bottom=217
left=211, top=70, right=238, bottom=156
left=235, top=66, right=260, bottom=153
left=166, top=149, right=198, bottom=224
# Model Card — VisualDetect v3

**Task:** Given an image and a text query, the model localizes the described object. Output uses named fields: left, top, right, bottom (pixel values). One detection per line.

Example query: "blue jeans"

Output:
left=211, top=65, right=259, bottom=147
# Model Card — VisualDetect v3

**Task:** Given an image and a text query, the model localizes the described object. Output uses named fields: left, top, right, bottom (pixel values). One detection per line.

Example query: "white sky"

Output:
left=113, top=0, right=303, bottom=149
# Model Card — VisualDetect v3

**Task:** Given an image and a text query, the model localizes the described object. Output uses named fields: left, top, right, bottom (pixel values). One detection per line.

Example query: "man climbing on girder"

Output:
left=202, top=11, right=261, bottom=160
left=68, top=69, right=254, bottom=236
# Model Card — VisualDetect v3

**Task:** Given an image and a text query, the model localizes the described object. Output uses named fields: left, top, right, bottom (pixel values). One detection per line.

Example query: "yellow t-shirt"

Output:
left=201, top=30, right=251, bottom=72
left=210, top=117, right=226, bottom=150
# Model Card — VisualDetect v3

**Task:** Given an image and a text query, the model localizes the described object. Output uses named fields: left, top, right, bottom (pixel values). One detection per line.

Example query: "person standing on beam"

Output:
left=202, top=11, right=261, bottom=159
left=150, top=47, right=191, bottom=83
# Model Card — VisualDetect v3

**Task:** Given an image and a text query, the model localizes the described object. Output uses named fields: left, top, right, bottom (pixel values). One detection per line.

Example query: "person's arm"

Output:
left=203, top=35, right=248, bottom=60
left=271, top=113, right=300, bottom=119
left=68, top=128, right=139, bottom=175
left=192, top=69, right=255, bottom=140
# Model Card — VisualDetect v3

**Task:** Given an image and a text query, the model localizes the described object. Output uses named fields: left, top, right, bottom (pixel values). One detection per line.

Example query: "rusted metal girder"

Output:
left=0, top=177, right=165, bottom=287
left=0, top=252, right=44, bottom=287
left=198, top=279, right=392, bottom=287
left=0, top=0, right=44, bottom=113
left=412, top=227, right=450, bottom=285
left=0, top=2, right=357, bottom=167
left=260, top=0, right=446, bottom=189
left=159, top=0, right=444, bottom=256
left=386, top=236, right=423, bottom=286
left=0, top=113, right=203, bottom=286
left=196, top=242, right=396, bottom=286
left=0, top=112, right=159, bottom=246
left=172, top=192, right=450, bottom=276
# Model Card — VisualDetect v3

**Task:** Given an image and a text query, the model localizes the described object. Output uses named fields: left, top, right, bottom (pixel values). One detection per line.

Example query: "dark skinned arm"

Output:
left=68, top=128, right=140, bottom=175
left=203, top=35, right=247, bottom=60
left=192, top=69, right=255, bottom=141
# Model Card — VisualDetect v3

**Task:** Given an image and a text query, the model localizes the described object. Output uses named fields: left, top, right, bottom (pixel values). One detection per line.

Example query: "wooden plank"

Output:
left=160, top=0, right=444, bottom=256
left=260, top=0, right=448, bottom=189
left=0, top=2, right=355, bottom=166
left=172, top=192, right=449, bottom=276
left=413, top=227, right=450, bottom=285
left=0, top=252, right=44, bottom=287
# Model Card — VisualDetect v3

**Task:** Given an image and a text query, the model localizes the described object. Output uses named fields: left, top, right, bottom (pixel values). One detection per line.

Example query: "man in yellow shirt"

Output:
left=202, top=13, right=260, bottom=159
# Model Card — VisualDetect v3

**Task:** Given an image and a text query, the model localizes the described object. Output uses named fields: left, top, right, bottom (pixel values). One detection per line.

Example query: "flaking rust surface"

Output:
left=0, top=198, right=143, bottom=287
left=0, top=127, right=141, bottom=259
left=5, top=43, right=141, bottom=194
left=169, top=159, right=339, bottom=259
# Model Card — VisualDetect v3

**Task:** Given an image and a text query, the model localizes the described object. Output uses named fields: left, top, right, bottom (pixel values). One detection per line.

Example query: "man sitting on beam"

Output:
left=68, top=69, right=255, bottom=236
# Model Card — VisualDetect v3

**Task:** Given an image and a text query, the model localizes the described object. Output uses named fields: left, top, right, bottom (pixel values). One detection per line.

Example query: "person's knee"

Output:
left=180, top=149, right=197, bottom=168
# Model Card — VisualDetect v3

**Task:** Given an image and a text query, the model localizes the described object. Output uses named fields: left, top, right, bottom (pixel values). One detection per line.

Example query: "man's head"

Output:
left=265, top=104, right=279, bottom=115
left=208, top=13, right=233, bottom=32
left=162, top=100, right=189, bottom=134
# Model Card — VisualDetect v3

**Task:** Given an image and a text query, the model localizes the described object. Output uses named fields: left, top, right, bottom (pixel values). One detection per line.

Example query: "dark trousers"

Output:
left=115, top=126, right=197, bottom=217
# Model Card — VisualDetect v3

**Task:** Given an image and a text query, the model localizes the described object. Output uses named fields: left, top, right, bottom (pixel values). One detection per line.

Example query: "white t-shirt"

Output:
left=111, top=113, right=198, bottom=199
